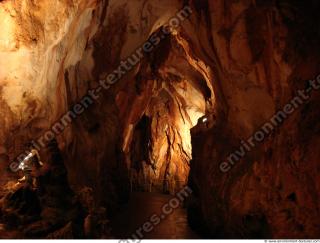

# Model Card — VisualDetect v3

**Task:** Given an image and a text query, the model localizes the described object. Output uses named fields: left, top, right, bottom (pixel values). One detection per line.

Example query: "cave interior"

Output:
left=0, top=0, right=320, bottom=239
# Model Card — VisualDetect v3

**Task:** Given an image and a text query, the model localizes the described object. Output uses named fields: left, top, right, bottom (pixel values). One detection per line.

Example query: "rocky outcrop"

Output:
left=0, top=140, right=89, bottom=238
left=0, top=139, right=113, bottom=239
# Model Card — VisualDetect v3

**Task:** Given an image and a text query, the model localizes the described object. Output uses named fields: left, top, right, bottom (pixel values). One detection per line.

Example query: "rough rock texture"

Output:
left=0, top=140, right=85, bottom=238
left=0, top=0, right=131, bottom=209
left=0, top=140, right=112, bottom=239
left=187, top=0, right=320, bottom=239
left=0, top=0, right=212, bottom=196
left=120, top=38, right=210, bottom=192
left=0, top=0, right=320, bottom=239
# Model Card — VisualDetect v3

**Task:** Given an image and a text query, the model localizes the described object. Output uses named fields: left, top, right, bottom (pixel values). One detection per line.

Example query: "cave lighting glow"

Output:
left=0, top=6, right=17, bottom=52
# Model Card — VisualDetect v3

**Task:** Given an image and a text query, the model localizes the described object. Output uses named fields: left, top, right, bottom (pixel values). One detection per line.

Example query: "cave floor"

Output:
left=110, top=192, right=200, bottom=239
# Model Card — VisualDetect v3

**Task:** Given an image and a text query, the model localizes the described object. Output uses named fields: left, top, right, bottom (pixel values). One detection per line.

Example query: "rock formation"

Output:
left=0, top=0, right=319, bottom=239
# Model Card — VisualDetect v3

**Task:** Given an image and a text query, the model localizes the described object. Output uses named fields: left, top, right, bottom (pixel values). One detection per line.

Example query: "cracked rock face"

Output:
left=0, top=0, right=320, bottom=239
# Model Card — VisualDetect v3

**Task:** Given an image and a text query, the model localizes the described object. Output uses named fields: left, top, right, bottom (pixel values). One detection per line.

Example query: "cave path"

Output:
left=110, top=192, right=200, bottom=239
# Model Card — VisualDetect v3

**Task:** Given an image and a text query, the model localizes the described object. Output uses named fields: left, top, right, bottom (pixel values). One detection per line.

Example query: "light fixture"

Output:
left=202, top=117, right=208, bottom=123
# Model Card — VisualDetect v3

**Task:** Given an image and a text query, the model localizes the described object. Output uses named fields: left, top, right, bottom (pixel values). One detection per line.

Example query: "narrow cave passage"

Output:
left=111, top=109, right=206, bottom=239
left=117, top=33, right=213, bottom=196
left=106, top=28, right=215, bottom=239
left=126, top=85, right=206, bottom=195
left=111, top=77, right=211, bottom=238
left=109, top=31, right=214, bottom=235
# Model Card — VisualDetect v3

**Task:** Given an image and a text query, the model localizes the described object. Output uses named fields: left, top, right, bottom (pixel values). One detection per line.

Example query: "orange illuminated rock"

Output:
left=0, top=0, right=319, bottom=239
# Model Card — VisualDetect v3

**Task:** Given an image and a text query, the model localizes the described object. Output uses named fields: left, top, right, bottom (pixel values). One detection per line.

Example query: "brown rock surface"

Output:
left=0, top=0, right=319, bottom=239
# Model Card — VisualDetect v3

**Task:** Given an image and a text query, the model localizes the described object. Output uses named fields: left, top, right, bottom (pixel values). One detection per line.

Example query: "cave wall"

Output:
left=0, top=0, right=210, bottom=205
left=126, top=78, right=206, bottom=194
left=0, top=0, right=320, bottom=239
left=187, top=0, right=320, bottom=238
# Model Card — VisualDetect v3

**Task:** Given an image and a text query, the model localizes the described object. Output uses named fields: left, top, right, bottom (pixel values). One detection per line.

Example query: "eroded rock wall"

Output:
left=188, top=0, right=320, bottom=238
left=0, top=0, right=209, bottom=206
left=1, top=0, right=320, bottom=239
